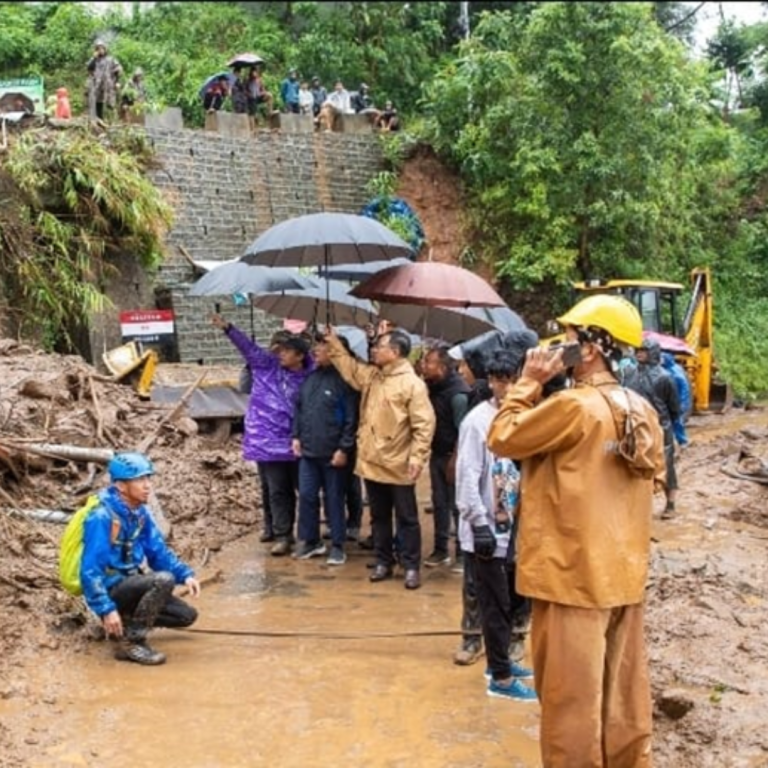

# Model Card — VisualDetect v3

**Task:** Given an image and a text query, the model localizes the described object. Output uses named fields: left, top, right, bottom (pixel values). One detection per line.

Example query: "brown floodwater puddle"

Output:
left=4, top=531, right=541, bottom=768
left=6, top=410, right=768, bottom=768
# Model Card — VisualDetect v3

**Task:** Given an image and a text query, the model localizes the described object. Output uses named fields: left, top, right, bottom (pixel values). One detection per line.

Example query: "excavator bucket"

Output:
left=102, top=341, right=158, bottom=400
left=708, top=380, right=733, bottom=414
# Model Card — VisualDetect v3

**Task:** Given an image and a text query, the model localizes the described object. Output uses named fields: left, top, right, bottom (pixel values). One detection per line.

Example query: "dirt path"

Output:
left=1, top=523, right=541, bottom=768
left=2, top=408, right=768, bottom=767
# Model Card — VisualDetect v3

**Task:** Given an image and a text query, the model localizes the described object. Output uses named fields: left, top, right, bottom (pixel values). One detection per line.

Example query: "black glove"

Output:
left=472, top=524, right=497, bottom=560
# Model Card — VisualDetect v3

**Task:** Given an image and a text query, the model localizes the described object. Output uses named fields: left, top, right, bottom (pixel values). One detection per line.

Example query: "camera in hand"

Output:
left=547, top=340, right=582, bottom=367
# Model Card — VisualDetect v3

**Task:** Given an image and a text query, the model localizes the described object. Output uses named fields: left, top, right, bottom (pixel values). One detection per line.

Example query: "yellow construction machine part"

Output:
left=551, top=267, right=731, bottom=413
left=102, top=341, right=159, bottom=399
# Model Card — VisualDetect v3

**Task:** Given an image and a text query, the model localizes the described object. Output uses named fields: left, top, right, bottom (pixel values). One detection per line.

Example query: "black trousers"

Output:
left=366, top=479, right=421, bottom=570
left=429, top=453, right=456, bottom=555
left=203, top=92, right=223, bottom=111
left=259, top=460, right=299, bottom=541
left=472, top=553, right=531, bottom=680
left=109, top=572, right=197, bottom=640
left=256, top=461, right=273, bottom=534
left=345, top=466, right=364, bottom=530
left=460, top=548, right=482, bottom=649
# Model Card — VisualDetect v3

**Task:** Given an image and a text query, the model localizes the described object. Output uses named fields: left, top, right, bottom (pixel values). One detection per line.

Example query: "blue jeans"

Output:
left=297, top=456, right=347, bottom=548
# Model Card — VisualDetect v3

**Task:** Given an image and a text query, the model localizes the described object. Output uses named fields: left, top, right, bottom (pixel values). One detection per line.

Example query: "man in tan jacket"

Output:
left=326, top=326, right=435, bottom=590
left=487, top=295, right=665, bottom=768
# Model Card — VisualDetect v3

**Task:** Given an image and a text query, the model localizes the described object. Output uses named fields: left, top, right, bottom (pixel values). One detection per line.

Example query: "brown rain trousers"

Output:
left=531, top=599, right=653, bottom=768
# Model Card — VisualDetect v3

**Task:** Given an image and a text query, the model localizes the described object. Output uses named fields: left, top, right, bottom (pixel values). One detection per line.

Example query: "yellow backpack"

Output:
left=58, top=495, right=103, bottom=596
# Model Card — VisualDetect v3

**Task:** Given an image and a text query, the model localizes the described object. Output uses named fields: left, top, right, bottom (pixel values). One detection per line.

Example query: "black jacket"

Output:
left=292, top=365, right=359, bottom=458
left=625, top=341, right=680, bottom=432
left=428, top=371, right=470, bottom=457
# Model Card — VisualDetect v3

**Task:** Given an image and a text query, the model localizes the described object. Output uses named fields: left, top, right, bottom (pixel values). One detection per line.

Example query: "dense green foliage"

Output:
left=421, top=2, right=768, bottom=397
left=0, top=126, right=172, bottom=350
left=0, top=1, right=459, bottom=124
left=425, top=4, right=719, bottom=285
left=2, top=1, right=768, bottom=396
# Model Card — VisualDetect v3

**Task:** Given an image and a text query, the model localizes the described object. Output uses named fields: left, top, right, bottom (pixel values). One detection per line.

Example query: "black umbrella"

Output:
left=227, top=52, right=265, bottom=68
left=189, top=262, right=317, bottom=297
left=253, top=279, right=377, bottom=328
left=378, top=303, right=526, bottom=344
left=241, top=212, right=413, bottom=323
left=199, top=71, right=236, bottom=99
left=189, top=262, right=318, bottom=340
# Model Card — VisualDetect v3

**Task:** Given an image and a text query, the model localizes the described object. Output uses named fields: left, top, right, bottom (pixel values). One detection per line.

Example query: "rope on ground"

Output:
left=183, top=627, right=481, bottom=640
left=720, top=457, right=768, bottom=486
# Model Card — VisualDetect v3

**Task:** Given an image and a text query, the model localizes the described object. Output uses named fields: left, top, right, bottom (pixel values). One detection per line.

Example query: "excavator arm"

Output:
left=681, top=267, right=731, bottom=413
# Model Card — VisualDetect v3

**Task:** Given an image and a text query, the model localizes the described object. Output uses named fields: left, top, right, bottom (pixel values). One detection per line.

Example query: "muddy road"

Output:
left=2, top=407, right=768, bottom=767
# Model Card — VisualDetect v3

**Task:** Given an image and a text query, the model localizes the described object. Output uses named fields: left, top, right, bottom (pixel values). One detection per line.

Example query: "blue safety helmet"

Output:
left=108, top=452, right=155, bottom=482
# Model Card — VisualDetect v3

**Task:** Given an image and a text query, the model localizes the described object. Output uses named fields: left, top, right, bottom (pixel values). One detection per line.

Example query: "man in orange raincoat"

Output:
left=488, top=295, right=665, bottom=768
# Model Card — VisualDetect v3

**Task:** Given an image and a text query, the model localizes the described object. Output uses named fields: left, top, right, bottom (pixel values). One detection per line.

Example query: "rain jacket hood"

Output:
left=626, top=341, right=680, bottom=431
left=639, top=338, right=662, bottom=366
left=661, top=352, right=692, bottom=416
left=225, top=325, right=314, bottom=462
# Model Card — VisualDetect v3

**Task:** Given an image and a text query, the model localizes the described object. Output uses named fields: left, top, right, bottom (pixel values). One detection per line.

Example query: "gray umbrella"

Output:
left=188, top=262, right=317, bottom=296
left=378, top=303, right=526, bottom=344
left=242, top=212, right=412, bottom=324
left=317, top=257, right=414, bottom=283
left=242, top=213, right=413, bottom=268
left=253, top=279, right=377, bottom=328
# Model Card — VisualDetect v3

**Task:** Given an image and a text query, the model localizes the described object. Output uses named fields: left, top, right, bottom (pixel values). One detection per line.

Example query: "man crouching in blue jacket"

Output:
left=81, top=452, right=201, bottom=665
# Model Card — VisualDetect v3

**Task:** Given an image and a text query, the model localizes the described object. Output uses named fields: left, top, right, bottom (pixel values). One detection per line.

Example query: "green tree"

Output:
left=0, top=127, right=173, bottom=352
left=707, top=18, right=756, bottom=111
left=0, top=2, right=38, bottom=73
left=653, top=1, right=703, bottom=45
left=424, top=2, right=720, bottom=286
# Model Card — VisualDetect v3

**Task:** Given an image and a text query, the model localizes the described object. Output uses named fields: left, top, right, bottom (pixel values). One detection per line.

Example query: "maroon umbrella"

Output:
left=642, top=330, right=696, bottom=356
left=350, top=262, right=506, bottom=308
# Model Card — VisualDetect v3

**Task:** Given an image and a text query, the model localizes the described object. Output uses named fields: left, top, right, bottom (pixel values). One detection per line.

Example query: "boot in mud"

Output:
left=115, top=638, right=167, bottom=666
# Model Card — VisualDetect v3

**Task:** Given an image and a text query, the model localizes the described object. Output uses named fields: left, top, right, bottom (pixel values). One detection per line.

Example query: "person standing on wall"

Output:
left=86, top=39, right=123, bottom=120
left=280, top=68, right=300, bottom=113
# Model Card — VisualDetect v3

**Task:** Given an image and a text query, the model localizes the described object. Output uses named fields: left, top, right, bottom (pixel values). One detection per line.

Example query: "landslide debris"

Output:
left=0, top=338, right=260, bottom=671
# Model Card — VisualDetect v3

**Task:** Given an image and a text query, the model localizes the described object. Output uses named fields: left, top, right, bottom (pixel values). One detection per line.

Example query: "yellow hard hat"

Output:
left=557, top=294, right=642, bottom=348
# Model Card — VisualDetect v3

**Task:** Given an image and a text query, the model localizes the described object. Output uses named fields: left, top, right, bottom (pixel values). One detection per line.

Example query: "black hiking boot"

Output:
left=115, top=639, right=166, bottom=666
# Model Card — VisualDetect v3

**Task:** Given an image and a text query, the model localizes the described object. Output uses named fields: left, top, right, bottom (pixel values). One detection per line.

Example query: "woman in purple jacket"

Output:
left=212, top=315, right=314, bottom=555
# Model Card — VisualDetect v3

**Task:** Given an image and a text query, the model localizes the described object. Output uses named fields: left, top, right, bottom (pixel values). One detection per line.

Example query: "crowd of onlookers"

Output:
left=202, top=65, right=401, bottom=132
left=51, top=41, right=399, bottom=133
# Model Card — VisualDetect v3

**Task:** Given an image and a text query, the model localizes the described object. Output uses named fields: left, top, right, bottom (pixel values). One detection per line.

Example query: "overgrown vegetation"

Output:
left=0, top=125, right=172, bottom=351
left=421, top=2, right=768, bottom=398
left=1, top=1, right=768, bottom=396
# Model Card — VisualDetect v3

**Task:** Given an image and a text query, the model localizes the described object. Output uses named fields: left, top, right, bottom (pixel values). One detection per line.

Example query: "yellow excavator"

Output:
left=568, top=267, right=730, bottom=413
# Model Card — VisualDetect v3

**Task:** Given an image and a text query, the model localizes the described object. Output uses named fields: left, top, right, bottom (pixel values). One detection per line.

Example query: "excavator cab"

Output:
left=569, top=269, right=731, bottom=413
left=571, top=279, right=685, bottom=337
